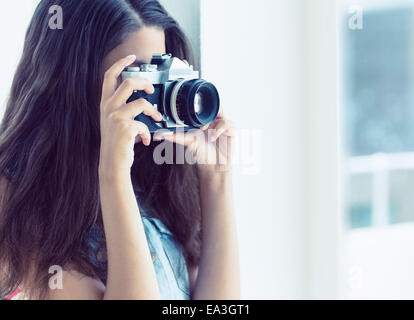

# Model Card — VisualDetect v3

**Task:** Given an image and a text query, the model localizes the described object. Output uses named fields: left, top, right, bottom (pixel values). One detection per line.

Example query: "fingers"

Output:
left=135, top=135, right=143, bottom=144
left=216, top=109, right=225, bottom=119
left=154, top=117, right=235, bottom=146
left=224, top=126, right=237, bottom=137
left=109, top=98, right=162, bottom=147
left=110, top=77, right=155, bottom=109
left=106, top=115, right=152, bottom=146
left=113, top=98, right=163, bottom=122
left=155, top=131, right=190, bottom=147
left=209, top=118, right=235, bottom=141
left=210, top=119, right=226, bottom=141
left=102, top=55, right=136, bottom=101
left=154, top=129, right=201, bottom=147
left=201, top=109, right=225, bottom=133
left=129, top=120, right=152, bottom=146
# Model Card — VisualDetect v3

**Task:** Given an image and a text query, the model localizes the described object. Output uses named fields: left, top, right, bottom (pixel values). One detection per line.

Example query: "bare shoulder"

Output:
left=46, top=269, right=105, bottom=300
left=0, top=175, right=105, bottom=300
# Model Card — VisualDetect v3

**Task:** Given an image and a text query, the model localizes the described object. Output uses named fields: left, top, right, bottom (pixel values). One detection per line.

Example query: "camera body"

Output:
left=122, top=54, right=220, bottom=133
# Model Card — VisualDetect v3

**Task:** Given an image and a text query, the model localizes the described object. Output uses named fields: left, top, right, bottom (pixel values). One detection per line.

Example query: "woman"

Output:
left=0, top=0, right=239, bottom=300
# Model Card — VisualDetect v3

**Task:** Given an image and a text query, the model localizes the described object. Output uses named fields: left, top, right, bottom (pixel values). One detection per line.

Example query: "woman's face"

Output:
left=102, top=26, right=166, bottom=77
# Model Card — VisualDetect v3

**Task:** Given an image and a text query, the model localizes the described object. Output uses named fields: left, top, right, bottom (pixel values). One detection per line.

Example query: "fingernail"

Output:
left=127, top=54, right=136, bottom=61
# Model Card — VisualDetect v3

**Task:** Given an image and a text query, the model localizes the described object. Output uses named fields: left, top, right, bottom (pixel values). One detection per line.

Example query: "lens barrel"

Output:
left=169, top=79, right=220, bottom=128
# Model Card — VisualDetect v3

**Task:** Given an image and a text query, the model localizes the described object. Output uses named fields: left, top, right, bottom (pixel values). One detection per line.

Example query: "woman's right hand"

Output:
left=97, top=59, right=162, bottom=301
left=98, top=55, right=163, bottom=178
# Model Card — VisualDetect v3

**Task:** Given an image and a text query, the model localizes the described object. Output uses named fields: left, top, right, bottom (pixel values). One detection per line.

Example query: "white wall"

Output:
left=200, top=0, right=309, bottom=299
left=159, top=0, right=201, bottom=69
left=305, top=0, right=342, bottom=299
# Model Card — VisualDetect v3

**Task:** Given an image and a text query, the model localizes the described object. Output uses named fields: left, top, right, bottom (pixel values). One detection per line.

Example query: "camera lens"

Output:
left=194, top=92, right=204, bottom=115
left=169, top=79, right=220, bottom=128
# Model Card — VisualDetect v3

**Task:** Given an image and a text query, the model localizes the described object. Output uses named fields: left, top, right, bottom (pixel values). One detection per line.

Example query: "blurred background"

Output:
left=1, top=0, right=414, bottom=299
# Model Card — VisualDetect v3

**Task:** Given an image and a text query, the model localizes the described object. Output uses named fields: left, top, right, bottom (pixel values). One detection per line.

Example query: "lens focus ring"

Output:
left=172, top=79, right=220, bottom=128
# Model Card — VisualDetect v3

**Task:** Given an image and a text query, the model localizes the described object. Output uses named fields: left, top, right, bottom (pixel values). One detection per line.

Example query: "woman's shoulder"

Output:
left=45, top=269, right=105, bottom=300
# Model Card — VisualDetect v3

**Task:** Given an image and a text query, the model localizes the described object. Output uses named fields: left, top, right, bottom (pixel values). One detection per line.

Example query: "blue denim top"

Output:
left=88, top=192, right=191, bottom=300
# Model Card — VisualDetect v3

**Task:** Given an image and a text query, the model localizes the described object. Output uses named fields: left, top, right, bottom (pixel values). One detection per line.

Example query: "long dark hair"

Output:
left=0, top=0, right=201, bottom=299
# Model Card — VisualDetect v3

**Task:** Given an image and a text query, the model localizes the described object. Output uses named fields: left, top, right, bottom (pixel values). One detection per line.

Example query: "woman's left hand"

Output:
left=154, top=111, right=236, bottom=175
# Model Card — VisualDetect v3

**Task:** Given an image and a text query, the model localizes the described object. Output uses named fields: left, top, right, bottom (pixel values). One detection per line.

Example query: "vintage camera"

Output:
left=121, top=54, right=220, bottom=133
